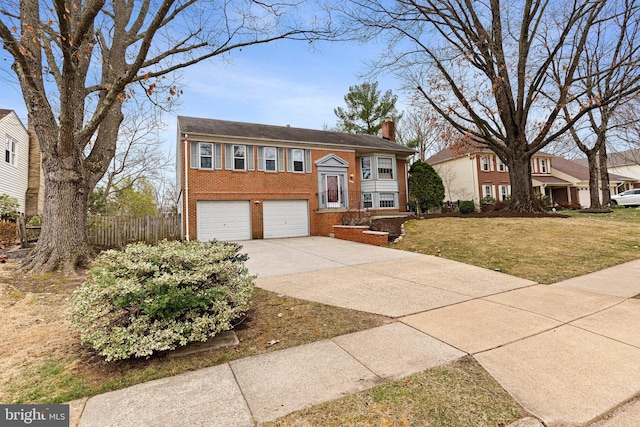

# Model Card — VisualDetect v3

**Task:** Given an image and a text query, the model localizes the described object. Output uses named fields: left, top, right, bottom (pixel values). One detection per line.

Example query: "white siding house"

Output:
left=0, top=109, right=29, bottom=213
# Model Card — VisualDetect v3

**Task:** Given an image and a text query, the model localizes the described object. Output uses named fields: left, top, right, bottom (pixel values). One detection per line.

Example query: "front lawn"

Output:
left=0, top=264, right=388, bottom=404
left=393, top=208, right=640, bottom=284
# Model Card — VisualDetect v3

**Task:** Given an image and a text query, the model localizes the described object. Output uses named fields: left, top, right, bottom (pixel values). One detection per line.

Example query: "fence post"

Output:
left=17, top=216, right=29, bottom=248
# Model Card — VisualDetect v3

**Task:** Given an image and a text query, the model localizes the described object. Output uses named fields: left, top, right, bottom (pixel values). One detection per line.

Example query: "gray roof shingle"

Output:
left=177, top=116, right=414, bottom=155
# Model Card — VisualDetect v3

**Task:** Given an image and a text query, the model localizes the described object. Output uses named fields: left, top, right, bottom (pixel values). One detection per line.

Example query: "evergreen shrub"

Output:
left=70, top=240, right=255, bottom=361
left=459, top=200, right=476, bottom=214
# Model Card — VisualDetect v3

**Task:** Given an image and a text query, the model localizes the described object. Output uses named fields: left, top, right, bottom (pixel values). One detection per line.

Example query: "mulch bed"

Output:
left=370, top=210, right=571, bottom=240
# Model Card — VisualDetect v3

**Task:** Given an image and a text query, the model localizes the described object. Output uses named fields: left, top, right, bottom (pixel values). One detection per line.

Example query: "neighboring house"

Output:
left=176, top=116, right=414, bottom=241
left=0, top=109, right=29, bottom=214
left=549, top=156, right=636, bottom=207
left=426, top=145, right=637, bottom=208
left=576, top=149, right=640, bottom=190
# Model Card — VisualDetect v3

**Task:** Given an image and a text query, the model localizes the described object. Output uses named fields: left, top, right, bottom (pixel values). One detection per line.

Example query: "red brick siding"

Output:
left=396, top=158, right=408, bottom=211
left=182, top=145, right=356, bottom=239
left=570, top=186, right=579, bottom=204
left=475, top=155, right=510, bottom=199
left=180, top=141, right=409, bottom=240
left=552, top=187, right=569, bottom=205
left=333, top=226, right=389, bottom=246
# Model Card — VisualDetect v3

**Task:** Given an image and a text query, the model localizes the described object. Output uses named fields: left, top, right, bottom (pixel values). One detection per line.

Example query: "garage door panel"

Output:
left=263, top=200, right=309, bottom=239
left=197, top=201, right=251, bottom=241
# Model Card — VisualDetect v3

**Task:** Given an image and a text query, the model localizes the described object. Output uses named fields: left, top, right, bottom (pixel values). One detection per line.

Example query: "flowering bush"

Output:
left=70, top=240, right=255, bottom=361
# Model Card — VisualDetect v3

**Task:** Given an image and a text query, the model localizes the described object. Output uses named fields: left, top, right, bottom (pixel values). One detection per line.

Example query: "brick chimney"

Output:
left=381, top=118, right=395, bottom=142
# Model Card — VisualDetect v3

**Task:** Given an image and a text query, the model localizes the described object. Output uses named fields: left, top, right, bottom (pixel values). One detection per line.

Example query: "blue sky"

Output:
left=0, top=37, right=407, bottom=157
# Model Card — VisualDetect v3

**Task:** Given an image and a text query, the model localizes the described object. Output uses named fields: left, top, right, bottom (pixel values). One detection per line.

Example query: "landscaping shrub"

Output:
left=70, top=240, right=255, bottom=361
left=459, top=200, right=476, bottom=214
left=0, top=220, right=17, bottom=245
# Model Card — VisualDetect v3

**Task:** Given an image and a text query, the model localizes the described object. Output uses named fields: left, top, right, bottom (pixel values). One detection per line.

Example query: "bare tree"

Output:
left=0, top=0, right=333, bottom=274
left=94, top=100, right=173, bottom=210
left=397, top=101, right=460, bottom=161
left=343, top=0, right=629, bottom=212
left=433, top=162, right=457, bottom=202
left=556, top=0, right=640, bottom=208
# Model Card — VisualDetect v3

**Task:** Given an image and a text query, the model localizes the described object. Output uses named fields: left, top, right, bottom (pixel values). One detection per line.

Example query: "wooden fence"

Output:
left=17, top=214, right=182, bottom=248
left=87, top=214, right=181, bottom=247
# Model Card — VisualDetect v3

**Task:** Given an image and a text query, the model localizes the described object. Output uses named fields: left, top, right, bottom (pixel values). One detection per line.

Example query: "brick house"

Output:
left=426, top=146, right=637, bottom=208
left=176, top=116, right=414, bottom=241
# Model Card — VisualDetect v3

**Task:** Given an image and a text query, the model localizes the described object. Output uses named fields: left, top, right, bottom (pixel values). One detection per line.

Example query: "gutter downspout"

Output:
left=184, top=136, right=190, bottom=241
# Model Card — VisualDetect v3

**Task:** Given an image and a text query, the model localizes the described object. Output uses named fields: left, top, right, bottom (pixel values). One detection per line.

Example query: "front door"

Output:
left=326, top=175, right=341, bottom=208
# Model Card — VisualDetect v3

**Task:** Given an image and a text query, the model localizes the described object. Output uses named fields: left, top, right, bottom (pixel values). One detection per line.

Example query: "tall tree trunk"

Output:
left=586, top=152, right=602, bottom=209
left=23, top=152, right=93, bottom=275
left=599, top=143, right=611, bottom=205
left=506, top=151, right=540, bottom=212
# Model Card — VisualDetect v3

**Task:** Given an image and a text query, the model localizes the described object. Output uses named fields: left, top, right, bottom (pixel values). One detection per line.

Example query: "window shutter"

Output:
left=305, top=149, right=312, bottom=173
left=190, top=142, right=197, bottom=168
left=278, top=148, right=284, bottom=172
left=225, top=144, right=232, bottom=170
left=247, top=145, right=255, bottom=171
left=214, top=143, right=222, bottom=170
left=257, top=146, right=264, bottom=171
left=286, top=148, right=293, bottom=172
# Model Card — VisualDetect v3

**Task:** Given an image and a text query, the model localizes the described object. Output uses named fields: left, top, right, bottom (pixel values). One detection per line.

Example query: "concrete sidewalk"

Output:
left=70, top=239, right=640, bottom=426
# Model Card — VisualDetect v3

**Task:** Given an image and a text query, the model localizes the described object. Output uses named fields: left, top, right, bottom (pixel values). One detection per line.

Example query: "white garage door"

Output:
left=197, top=200, right=251, bottom=241
left=263, top=200, right=309, bottom=239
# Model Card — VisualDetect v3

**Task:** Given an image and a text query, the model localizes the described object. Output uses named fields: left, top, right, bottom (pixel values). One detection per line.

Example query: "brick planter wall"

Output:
left=332, top=225, right=389, bottom=246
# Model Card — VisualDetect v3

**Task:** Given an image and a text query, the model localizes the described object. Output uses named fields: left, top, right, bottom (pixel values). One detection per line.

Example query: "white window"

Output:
left=264, top=147, right=277, bottom=172
left=233, top=145, right=246, bottom=170
left=498, top=159, right=506, bottom=172
left=500, top=185, right=508, bottom=201
left=199, top=143, right=213, bottom=169
left=484, top=185, right=492, bottom=198
left=362, top=193, right=373, bottom=209
left=481, top=156, right=490, bottom=171
left=292, top=149, right=304, bottom=172
left=541, top=159, right=547, bottom=173
left=5, top=136, right=16, bottom=166
left=379, top=193, right=395, bottom=208
left=361, top=157, right=371, bottom=180
left=377, top=157, right=393, bottom=179
left=191, top=142, right=222, bottom=169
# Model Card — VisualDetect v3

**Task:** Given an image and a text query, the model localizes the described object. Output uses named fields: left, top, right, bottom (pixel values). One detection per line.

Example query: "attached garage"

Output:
left=263, top=200, right=309, bottom=239
left=196, top=200, right=251, bottom=241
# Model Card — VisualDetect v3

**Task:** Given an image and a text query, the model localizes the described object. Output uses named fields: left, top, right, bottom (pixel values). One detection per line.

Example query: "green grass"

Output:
left=263, top=357, right=527, bottom=427
left=393, top=210, right=640, bottom=284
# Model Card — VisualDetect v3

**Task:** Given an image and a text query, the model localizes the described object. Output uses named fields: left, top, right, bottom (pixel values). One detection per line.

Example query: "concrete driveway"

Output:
left=239, top=237, right=535, bottom=317
left=240, top=237, right=640, bottom=425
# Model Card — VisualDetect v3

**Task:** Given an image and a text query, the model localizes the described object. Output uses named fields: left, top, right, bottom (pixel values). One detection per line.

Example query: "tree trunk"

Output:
left=23, top=158, right=93, bottom=275
left=599, top=144, right=611, bottom=206
left=586, top=152, right=602, bottom=209
left=506, top=151, right=541, bottom=212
